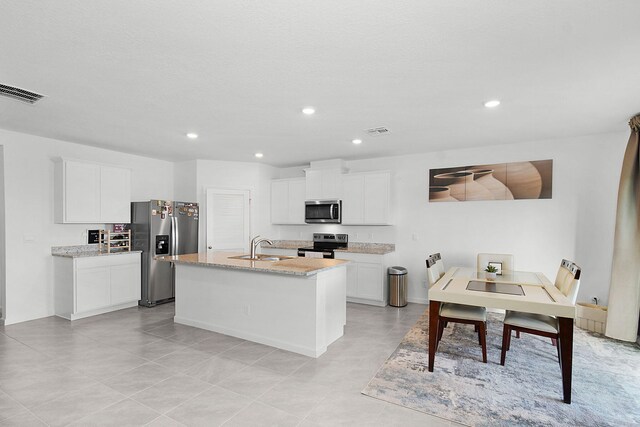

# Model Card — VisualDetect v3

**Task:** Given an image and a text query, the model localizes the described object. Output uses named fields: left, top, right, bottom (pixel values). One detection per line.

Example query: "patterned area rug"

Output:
left=362, top=310, right=640, bottom=426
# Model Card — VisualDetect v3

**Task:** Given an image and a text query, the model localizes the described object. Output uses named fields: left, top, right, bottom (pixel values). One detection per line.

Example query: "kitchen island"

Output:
left=158, top=252, right=349, bottom=357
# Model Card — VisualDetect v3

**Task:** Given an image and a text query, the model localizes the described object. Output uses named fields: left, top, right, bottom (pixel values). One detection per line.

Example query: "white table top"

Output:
left=430, top=267, right=576, bottom=318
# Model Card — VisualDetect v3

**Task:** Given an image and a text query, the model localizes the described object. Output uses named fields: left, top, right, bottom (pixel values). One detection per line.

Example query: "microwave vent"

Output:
left=364, top=126, right=391, bottom=136
left=0, top=83, right=45, bottom=104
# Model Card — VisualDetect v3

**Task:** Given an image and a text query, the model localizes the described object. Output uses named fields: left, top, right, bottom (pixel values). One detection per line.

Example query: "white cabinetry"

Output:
left=54, top=253, right=141, bottom=320
left=305, top=169, right=342, bottom=200
left=341, top=171, right=391, bottom=225
left=336, top=251, right=394, bottom=306
left=54, top=159, right=131, bottom=224
left=271, top=178, right=306, bottom=224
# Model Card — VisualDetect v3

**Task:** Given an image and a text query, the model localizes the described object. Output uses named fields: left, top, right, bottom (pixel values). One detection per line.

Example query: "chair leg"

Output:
left=556, top=337, right=561, bottom=364
left=500, top=324, right=509, bottom=366
left=479, top=321, right=487, bottom=363
left=437, top=319, right=445, bottom=347
left=477, top=324, right=482, bottom=346
left=506, top=326, right=512, bottom=351
left=474, top=324, right=478, bottom=332
left=515, top=330, right=520, bottom=339
left=551, top=338, right=557, bottom=346
left=444, top=321, right=448, bottom=328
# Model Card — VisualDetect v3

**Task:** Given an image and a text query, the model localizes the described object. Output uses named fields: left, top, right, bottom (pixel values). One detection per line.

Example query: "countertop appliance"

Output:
left=298, top=233, right=348, bottom=259
left=305, top=200, right=341, bottom=224
left=131, top=200, right=199, bottom=307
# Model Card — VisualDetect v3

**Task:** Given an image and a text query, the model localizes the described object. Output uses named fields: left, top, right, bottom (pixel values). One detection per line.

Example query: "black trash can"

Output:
left=388, top=266, right=408, bottom=307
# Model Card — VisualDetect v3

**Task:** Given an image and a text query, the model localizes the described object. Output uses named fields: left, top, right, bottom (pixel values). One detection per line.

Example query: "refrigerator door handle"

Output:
left=174, top=216, right=179, bottom=255
left=170, top=216, right=176, bottom=256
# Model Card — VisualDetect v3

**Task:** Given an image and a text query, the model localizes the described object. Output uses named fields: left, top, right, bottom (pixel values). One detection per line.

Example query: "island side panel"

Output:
left=315, top=267, right=347, bottom=349
left=173, top=263, right=346, bottom=358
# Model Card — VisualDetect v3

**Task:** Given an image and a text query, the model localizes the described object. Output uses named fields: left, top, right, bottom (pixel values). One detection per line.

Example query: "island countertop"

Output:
left=157, top=252, right=349, bottom=276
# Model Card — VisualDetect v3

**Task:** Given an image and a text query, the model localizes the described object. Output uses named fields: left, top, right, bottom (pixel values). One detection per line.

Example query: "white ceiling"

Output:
left=1, top=1, right=639, bottom=167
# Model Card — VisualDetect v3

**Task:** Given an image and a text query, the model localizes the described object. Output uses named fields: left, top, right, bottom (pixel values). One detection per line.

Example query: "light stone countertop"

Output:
left=263, top=240, right=395, bottom=255
left=157, top=252, right=350, bottom=276
left=51, top=245, right=142, bottom=258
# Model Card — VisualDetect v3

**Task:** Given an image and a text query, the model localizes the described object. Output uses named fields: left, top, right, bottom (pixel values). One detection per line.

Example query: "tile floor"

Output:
left=0, top=302, right=462, bottom=426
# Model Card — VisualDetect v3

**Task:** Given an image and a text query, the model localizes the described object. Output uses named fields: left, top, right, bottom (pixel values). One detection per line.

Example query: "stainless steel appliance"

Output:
left=131, top=200, right=199, bottom=307
left=305, top=200, right=342, bottom=224
left=298, top=233, right=348, bottom=259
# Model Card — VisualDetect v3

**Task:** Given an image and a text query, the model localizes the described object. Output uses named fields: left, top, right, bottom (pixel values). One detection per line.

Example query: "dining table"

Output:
left=428, top=267, right=577, bottom=403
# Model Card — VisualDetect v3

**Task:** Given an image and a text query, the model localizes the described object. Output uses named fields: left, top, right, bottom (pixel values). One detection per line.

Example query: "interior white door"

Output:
left=206, top=188, right=250, bottom=253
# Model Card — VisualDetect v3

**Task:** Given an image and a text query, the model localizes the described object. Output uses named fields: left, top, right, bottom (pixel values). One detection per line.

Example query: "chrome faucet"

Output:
left=250, top=235, right=273, bottom=259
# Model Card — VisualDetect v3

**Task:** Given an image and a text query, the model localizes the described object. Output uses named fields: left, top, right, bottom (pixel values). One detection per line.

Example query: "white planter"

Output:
left=575, top=303, right=607, bottom=334
left=485, top=272, right=497, bottom=281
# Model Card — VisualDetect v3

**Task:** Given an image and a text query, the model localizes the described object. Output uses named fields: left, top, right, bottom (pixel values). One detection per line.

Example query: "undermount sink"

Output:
left=228, top=254, right=295, bottom=262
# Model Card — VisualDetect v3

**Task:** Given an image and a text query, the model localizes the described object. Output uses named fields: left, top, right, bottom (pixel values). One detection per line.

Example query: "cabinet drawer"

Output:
left=75, top=253, right=139, bottom=270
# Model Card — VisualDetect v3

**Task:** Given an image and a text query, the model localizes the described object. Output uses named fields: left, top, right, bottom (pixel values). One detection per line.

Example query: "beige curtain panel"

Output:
left=606, top=115, right=640, bottom=342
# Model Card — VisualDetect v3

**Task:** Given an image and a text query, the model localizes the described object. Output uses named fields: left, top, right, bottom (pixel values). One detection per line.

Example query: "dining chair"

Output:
left=500, top=259, right=581, bottom=366
left=477, top=253, right=514, bottom=273
left=427, top=254, right=487, bottom=363
left=429, top=252, right=445, bottom=277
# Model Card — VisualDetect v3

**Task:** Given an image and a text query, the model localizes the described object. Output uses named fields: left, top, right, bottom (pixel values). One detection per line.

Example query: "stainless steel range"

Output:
left=298, top=233, right=348, bottom=259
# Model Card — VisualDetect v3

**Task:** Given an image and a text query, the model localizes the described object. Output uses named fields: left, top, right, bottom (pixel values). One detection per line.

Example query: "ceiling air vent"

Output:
left=364, top=126, right=391, bottom=136
left=0, top=84, right=45, bottom=104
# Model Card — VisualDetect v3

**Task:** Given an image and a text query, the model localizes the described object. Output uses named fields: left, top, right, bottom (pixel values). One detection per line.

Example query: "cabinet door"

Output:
left=305, top=170, right=323, bottom=200
left=346, top=263, right=358, bottom=298
left=321, top=171, right=342, bottom=200
left=288, top=178, right=306, bottom=224
left=75, top=266, right=111, bottom=313
left=364, top=172, right=390, bottom=224
left=271, top=180, right=290, bottom=224
left=100, top=166, right=131, bottom=223
left=341, top=175, right=364, bottom=224
left=356, top=262, right=384, bottom=301
left=65, top=161, right=101, bottom=223
left=110, top=262, right=141, bottom=305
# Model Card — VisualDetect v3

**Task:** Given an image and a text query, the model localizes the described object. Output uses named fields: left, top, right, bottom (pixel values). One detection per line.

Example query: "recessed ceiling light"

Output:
left=484, top=100, right=500, bottom=108
left=186, top=133, right=198, bottom=139
left=302, top=107, right=315, bottom=115
left=254, top=153, right=264, bottom=158
left=352, top=139, right=362, bottom=145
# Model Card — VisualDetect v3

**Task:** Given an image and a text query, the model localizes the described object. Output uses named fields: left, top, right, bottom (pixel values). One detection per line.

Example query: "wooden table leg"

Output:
left=558, top=317, right=574, bottom=404
left=428, top=300, right=441, bottom=372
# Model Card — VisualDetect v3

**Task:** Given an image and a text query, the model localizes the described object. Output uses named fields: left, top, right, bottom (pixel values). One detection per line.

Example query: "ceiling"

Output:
left=1, top=1, right=639, bottom=167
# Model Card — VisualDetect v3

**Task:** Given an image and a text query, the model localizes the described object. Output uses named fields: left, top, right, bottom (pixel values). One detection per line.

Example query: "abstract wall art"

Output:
left=428, top=160, right=552, bottom=202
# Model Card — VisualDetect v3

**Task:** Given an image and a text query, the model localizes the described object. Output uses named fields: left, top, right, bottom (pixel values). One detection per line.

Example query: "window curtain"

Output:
left=605, top=115, right=640, bottom=342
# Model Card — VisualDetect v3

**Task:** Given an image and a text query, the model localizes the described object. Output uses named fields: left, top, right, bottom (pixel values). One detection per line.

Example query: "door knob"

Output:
left=208, top=246, right=212, bottom=249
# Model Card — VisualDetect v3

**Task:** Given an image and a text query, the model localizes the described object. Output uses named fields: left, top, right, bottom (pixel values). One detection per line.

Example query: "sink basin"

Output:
left=228, top=254, right=295, bottom=262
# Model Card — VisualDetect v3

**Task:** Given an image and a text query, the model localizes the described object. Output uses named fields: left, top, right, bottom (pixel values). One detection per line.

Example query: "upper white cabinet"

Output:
left=341, top=171, right=391, bottom=225
left=305, top=169, right=342, bottom=200
left=55, top=159, right=132, bottom=224
left=271, top=178, right=306, bottom=224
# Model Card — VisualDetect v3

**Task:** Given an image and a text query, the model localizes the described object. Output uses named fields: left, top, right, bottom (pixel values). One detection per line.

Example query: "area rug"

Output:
left=362, top=310, right=640, bottom=426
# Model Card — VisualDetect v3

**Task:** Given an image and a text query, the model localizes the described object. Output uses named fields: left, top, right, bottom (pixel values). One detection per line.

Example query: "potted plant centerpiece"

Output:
left=485, top=264, right=498, bottom=281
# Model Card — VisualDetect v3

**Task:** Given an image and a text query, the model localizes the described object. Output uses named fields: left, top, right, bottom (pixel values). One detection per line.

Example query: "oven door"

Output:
left=305, top=200, right=341, bottom=224
left=297, top=248, right=335, bottom=259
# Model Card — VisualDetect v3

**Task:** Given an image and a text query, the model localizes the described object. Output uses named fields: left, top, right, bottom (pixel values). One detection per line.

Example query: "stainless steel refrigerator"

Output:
left=131, top=200, right=199, bottom=307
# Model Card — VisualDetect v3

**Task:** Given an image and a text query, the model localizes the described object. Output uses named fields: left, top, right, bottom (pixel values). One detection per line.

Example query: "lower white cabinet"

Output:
left=336, top=252, right=394, bottom=306
left=54, top=253, right=141, bottom=320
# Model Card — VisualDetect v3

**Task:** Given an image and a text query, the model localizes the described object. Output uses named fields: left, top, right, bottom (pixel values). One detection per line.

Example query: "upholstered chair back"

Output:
left=477, top=253, right=514, bottom=272
left=555, top=259, right=582, bottom=304
left=429, top=252, right=445, bottom=277
left=426, top=256, right=442, bottom=286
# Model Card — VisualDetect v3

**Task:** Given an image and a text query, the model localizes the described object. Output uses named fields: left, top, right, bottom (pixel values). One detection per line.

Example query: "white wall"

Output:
left=275, top=132, right=627, bottom=305
left=192, top=160, right=278, bottom=253
left=0, top=128, right=173, bottom=325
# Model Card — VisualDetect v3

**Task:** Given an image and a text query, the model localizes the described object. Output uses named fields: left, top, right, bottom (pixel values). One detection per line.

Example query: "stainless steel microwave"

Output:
left=305, top=200, right=342, bottom=224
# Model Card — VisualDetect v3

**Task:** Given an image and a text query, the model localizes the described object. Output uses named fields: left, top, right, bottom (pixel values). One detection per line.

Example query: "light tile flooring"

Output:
left=0, top=302, right=461, bottom=426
